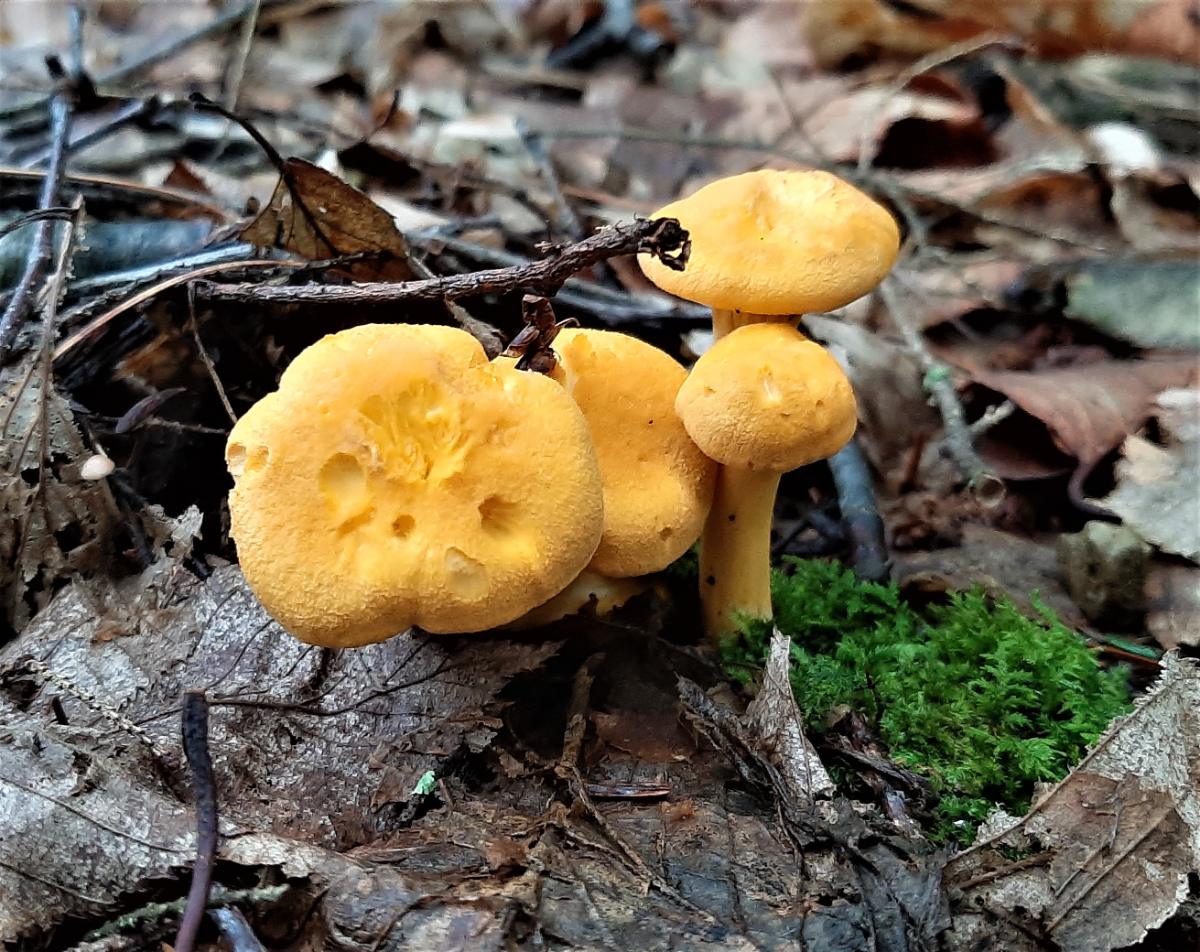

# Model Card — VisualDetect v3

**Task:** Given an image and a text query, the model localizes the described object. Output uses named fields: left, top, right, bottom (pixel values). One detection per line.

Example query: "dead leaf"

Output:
left=743, top=630, right=835, bottom=803
left=970, top=357, right=1199, bottom=468
left=803, top=0, right=1200, bottom=68
left=1098, top=387, right=1200, bottom=563
left=0, top=367, right=118, bottom=632
left=895, top=525, right=1087, bottom=631
left=240, top=157, right=415, bottom=281
left=947, top=654, right=1200, bottom=952
left=1146, top=563, right=1200, bottom=650
left=1060, top=260, right=1200, bottom=350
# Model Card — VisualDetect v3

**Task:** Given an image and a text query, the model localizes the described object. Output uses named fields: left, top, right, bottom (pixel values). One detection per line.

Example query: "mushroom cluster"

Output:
left=638, top=169, right=900, bottom=639
left=226, top=323, right=714, bottom=647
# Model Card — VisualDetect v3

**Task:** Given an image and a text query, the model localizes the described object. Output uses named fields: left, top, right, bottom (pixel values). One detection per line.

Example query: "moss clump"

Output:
left=720, top=558, right=1131, bottom=841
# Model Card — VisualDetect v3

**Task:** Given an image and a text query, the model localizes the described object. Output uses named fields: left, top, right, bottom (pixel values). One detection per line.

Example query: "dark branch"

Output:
left=176, top=690, right=218, bottom=952
left=0, top=56, right=76, bottom=365
left=194, top=217, right=690, bottom=307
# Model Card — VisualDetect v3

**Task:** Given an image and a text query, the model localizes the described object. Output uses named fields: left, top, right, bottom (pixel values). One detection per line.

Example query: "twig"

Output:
left=0, top=55, right=76, bottom=365
left=176, top=690, right=218, bottom=952
left=18, top=98, right=160, bottom=168
left=826, top=439, right=889, bottom=582
left=516, top=119, right=584, bottom=240
left=187, top=289, right=238, bottom=425
left=82, top=885, right=287, bottom=942
left=879, top=276, right=1005, bottom=504
left=0, top=207, right=75, bottom=241
left=195, top=217, right=690, bottom=306
left=0, top=0, right=284, bottom=119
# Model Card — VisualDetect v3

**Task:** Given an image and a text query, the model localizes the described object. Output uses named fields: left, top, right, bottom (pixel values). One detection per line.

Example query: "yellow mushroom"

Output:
left=550, top=327, right=716, bottom=577
left=225, top=323, right=604, bottom=646
left=637, top=169, right=899, bottom=339
left=674, top=323, right=858, bottom=639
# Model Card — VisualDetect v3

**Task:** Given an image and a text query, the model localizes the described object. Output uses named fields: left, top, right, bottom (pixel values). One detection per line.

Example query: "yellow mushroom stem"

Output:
left=710, top=309, right=794, bottom=340
left=698, top=465, right=781, bottom=639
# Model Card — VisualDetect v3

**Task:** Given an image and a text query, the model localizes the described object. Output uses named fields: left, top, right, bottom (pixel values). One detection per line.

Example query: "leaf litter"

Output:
left=1, top=0, right=1199, bottom=947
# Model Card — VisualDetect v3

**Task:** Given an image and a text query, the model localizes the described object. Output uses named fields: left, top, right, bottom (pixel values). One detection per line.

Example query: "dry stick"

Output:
left=209, top=906, right=267, bottom=952
left=0, top=56, right=76, bottom=365
left=0, top=0, right=280, bottom=119
left=176, top=690, right=219, bottom=952
left=826, top=438, right=889, bottom=582
left=0, top=207, right=75, bottom=241
left=195, top=216, right=691, bottom=306
left=878, top=277, right=1005, bottom=502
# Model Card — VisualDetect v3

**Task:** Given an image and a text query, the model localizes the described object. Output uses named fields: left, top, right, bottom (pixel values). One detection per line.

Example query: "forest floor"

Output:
left=0, top=2, right=1198, bottom=950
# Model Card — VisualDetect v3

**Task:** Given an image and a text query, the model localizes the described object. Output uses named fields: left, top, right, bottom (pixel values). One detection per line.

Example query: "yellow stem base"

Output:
left=699, top=466, right=782, bottom=640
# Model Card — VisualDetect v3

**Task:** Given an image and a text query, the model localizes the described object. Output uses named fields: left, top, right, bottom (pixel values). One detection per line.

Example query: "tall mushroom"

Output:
left=637, top=169, right=900, bottom=639
left=675, top=323, right=857, bottom=637
left=225, top=323, right=604, bottom=646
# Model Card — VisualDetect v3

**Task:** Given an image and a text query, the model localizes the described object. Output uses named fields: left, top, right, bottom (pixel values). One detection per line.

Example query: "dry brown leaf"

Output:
left=897, top=260, right=1024, bottom=329
left=1098, top=387, right=1200, bottom=563
left=240, top=157, right=414, bottom=281
left=894, top=525, right=1086, bottom=630
left=804, top=0, right=1200, bottom=68
left=947, top=654, right=1200, bottom=951
left=970, top=357, right=1199, bottom=467
left=1146, top=563, right=1200, bottom=651
left=0, top=367, right=118, bottom=632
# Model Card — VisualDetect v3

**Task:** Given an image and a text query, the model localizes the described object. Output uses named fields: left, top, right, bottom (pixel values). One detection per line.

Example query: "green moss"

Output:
left=720, top=558, right=1132, bottom=842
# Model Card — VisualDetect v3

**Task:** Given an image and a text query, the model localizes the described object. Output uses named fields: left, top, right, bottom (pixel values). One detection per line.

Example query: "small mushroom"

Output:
left=637, top=169, right=899, bottom=339
left=550, top=327, right=716, bottom=577
left=507, top=327, right=716, bottom=627
left=674, top=322, right=858, bottom=638
left=225, top=323, right=604, bottom=646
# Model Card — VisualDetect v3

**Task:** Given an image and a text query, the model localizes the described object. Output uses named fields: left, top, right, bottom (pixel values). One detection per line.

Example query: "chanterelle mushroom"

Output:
left=550, top=327, right=716, bottom=577
left=225, top=323, right=604, bottom=646
left=637, top=169, right=899, bottom=339
left=674, top=323, right=858, bottom=638
left=637, top=169, right=898, bottom=640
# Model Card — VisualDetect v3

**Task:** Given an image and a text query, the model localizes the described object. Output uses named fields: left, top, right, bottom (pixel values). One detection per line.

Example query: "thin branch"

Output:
left=176, top=691, right=218, bottom=952
left=195, top=216, right=690, bottom=306
left=879, top=276, right=1005, bottom=503
left=187, top=289, right=238, bottom=425
left=0, top=207, right=75, bottom=241
left=0, top=57, right=76, bottom=365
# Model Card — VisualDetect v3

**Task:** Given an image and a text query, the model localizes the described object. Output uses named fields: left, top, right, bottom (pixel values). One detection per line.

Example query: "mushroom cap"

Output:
left=550, top=328, right=717, bottom=577
left=638, top=169, right=900, bottom=315
left=674, top=323, right=857, bottom=472
left=226, top=323, right=604, bottom=646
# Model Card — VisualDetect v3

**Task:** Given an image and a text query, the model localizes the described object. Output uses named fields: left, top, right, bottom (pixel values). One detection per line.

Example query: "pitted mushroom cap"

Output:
left=550, top=328, right=716, bottom=577
left=638, top=169, right=900, bottom=315
left=674, top=323, right=858, bottom=472
left=226, top=324, right=604, bottom=646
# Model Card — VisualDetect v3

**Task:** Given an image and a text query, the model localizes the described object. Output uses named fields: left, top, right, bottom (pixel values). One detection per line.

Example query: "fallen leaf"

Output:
left=947, top=654, right=1200, bottom=952
left=1098, top=388, right=1200, bottom=563
left=970, top=357, right=1199, bottom=468
left=240, top=157, right=415, bottom=281
left=1061, top=260, right=1200, bottom=350
left=1146, top=563, right=1200, bottom=651
left=803, top=0, right=1200, bottom=68
left=743, top=630, right=836, bottom=803
left=894, top=525, right=1087, bottom=630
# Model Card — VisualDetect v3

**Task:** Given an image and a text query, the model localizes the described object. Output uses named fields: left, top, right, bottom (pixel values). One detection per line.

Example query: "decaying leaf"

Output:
left=0, top=362, right=117, bottom=633
left=240, top=157, right=415, bottom=281
left=970, top=357, right=1198, bottom=468
left=1146, top=563, right=1200, bottom=651
left=743, top=630, right=835, bottom=802
left=0, top=559, right=558, bottom=938
left=804, top=0, right=1200, bottom=68
left=1062, top=260, right=1200, bottom=350
left=1099, top=387, right=1200, bottom=563
left=947, top=654, right=1200, bottom=952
